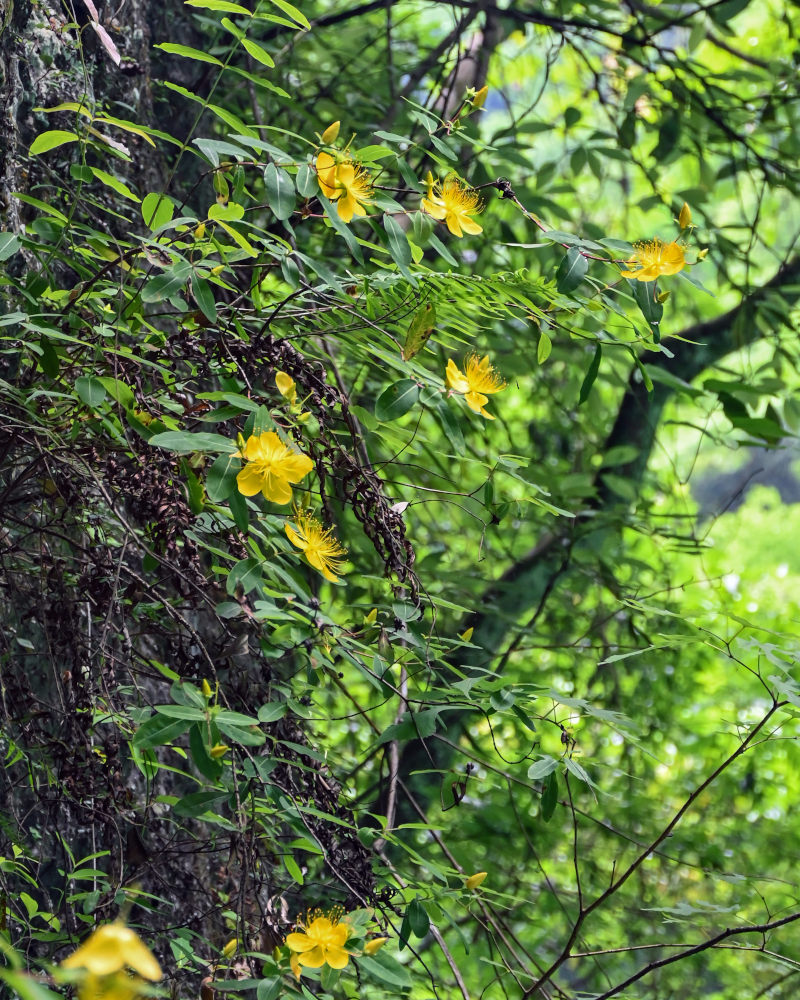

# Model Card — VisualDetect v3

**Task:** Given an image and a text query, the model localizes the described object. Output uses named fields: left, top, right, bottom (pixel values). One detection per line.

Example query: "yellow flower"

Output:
left=285, top=907, right=351, bottom=974
left=465, top=871, right=488, bottom=890
left=446, top=355, right=506, bottom=419
left=315, top=153, right=373, bottom=223
left=236, top=431, right=314, bottom=505
left=285, top=510, right=347, bottom=583
left=364, top=937, right=388, bottom=955
left=619, top=239, right=685, bottom=281
left=422, top=174, right=483, bottom=238
left=61, top=923, right=161, bottom=1000
left=275, top=370, right=297, bottom=404
left=333, top=160, right=373, bottom=223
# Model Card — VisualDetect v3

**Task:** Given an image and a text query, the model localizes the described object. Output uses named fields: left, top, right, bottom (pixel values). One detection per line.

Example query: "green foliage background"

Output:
left=1, top=0, right=800, bottom=998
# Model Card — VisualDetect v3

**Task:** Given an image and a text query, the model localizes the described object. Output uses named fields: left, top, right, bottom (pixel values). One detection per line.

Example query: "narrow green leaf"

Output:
left=283, top=854, right=304, bottom=885
left=268, top=0, right=310, bottom=29
left=206, top=452, right=240, bottom=501
left=192, top=276, right=217, bottom=322
left=155, top=42, right=224, bottom=65
left=537, top=329, right=552, bottom=364
left=149, top=430, right=236, bottom=454
left=264, top=162, right=296, bottom=220
left=383, top=213, right=412, bottom=269
left=241, top=37, right=275, bottom=67
left=90, top=167, right=139, bottom=202
left=541, top=770, right=558, bottom=822
left=578, top=344, right=602, bottom=405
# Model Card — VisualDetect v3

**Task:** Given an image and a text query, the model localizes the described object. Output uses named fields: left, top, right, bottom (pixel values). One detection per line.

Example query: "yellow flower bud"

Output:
left=194, top=222, right=206, bottom=240
left=201, top=679, right=213, bottom=699
left=697, top=248, right=709, bottom=260
left=657, top=290, right=671, bottom=303
left=222, top=938, right=238, bottom=958
left=275, top=370, right=297, bottom=404
left=459, top=626, right=474, bottom=642
left=321, top=120, right=341, bottom=144
left=364, top=608, right=378, bottom=625
left=465, top=871, right=487, bottom=890
left=472, top=85, right=489, bottom=110
left=364, top=937, right=388, bottom=955
left=210, top=744, right=230, bottom=759
left=210, top=265, right=225, bottom=275
left=678, top=202, right=692, bottom=230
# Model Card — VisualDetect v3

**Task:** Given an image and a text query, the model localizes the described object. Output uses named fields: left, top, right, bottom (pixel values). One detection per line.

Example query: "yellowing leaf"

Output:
left=402, top=302, right=436, bottom=360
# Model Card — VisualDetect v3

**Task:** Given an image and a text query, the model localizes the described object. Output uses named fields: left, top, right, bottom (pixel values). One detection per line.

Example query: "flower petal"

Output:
left=445, top=359, right=469, bottom=393
left=445, top=213, right=464, bottom=238
left=236, top=466, right=265, bottom=497
left=323, top=946, right=350, bottom=970
left=261, top=472, right=293, bottom=505
left=286, top=933, right=317, bottom=954
left=297, top=946, right=326, bottom=968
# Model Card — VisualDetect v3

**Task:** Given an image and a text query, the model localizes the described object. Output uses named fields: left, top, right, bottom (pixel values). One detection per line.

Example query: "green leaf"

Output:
left=267, top=0, right=310, bottom=29
left=407, top=897, right=430, bottom=937
left=227, top=557, right=263, bottom=595
left=0, top=233, right=22, bottom=261
left=241, top=37, right=275, bottom=67
left=75, top=376, right=107, bottom=407
left=149, top=430, right=236, bottom=454
left=257, top=702, right=287, bottom=723
left=402, top=302, right=436, bottom=360
left=206, top=452, right=241, bottom=501
left=578, top=344, right=602, bottom=405
left=537, top=329, right=552, bottom=364
left=131, top=714, right=190, bottom=749
left=264, top=162, right=296, bottom=220
left=256, top=978, right=282, bottom=1000
left=318, top=193, right=364, bottom=263
left=383, top=213, right=415, bottom=284
left=556, top=247, right=588, bottom=293
left=155, top=42, right=224, bottom=65
left=189, top=723, right=224, bottom=782
left=38, top=336, right=59, bottom=378
left=142, top=192, right=175, bottom=230
left=216, top=722, right=266, bottom=746
left=283, top=853, right=304, bottom=884
left=141, top=262, right=192, bottom=303
left=528, top=756, right=558, bottom=779
left=541, top=770, right=558, bottom=822
left=173, top=791, right=228, bottom=817
left=631, top=279, right=664, bottom=339
left=374, top=379, right=420, bottom=421
left=185, top=0, right=251, bottom=10
left=295, top=162, right=317, bottom=198
left=29, top=130, right=80, bottom=155
left=154, top=704, right=207, bottom=721
left=192, top=276, right=217, bottom=322
left=356, top=952, right=412, bottom=990
left=90, top=167, right=139, bottom=202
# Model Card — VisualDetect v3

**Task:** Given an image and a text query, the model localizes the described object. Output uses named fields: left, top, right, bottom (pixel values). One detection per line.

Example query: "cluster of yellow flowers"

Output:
left=233, top=426, right=347, bottom=584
